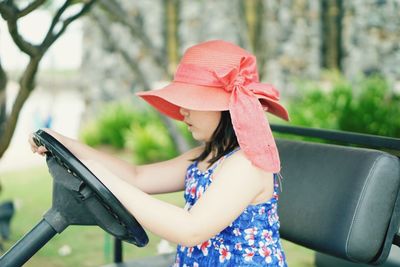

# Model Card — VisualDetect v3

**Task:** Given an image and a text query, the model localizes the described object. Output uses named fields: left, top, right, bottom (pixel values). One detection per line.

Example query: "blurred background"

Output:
left=0, top=0, right=399, bottom=266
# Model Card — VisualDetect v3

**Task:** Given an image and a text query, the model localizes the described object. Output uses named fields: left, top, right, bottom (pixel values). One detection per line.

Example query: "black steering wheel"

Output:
left=0, top=130, right=148, bottom=267
left=32, top=129, right=149, bottom=246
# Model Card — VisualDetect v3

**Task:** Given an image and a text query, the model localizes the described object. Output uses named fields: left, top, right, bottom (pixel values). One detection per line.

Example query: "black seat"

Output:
left=276, top=139, right=400, bottom=264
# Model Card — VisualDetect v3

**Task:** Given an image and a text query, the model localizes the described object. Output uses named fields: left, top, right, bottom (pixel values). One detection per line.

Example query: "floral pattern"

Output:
left=172, top=148, right=287, bottom=266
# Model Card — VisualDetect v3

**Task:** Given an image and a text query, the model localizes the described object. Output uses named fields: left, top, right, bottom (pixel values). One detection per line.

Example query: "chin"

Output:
left=192, top=135, right=203, bottom=142
left=191, top=133, right=208, bottom=142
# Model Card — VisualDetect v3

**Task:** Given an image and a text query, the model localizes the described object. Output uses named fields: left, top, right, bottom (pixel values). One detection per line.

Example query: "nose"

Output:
left=179, top=107, right=190, bottom=116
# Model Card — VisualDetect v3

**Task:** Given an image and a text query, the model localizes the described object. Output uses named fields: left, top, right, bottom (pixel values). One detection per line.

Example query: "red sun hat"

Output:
left=136, top=40, right=289, bottom=173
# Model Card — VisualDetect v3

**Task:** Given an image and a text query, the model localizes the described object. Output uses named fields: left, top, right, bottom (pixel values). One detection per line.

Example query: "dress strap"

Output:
left=275, top=172, right=284, bottom=193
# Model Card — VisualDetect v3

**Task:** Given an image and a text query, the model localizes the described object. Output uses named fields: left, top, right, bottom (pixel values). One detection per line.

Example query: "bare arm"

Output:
left=29, top=128, right=203, bottom=194
left=84, top=150, right=273, bottom=247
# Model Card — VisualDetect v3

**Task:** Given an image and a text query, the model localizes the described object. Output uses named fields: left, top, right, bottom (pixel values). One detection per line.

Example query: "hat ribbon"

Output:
left=174, top=56, right=281, bottom=172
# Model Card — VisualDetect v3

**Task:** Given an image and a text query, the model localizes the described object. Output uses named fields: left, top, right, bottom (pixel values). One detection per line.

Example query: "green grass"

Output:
left=0, top=166, right=315, bottom=266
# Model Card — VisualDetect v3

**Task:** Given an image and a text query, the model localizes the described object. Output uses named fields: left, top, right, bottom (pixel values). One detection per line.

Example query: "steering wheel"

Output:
left=0, top=130, right=149, bottom=266
left=32, top=129, right=149, bottom=246
left=0, top=130, right=149, bottom=267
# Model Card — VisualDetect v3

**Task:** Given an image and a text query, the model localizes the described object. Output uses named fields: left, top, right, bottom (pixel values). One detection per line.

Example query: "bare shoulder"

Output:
left=215, top=149, right=273, bottom=183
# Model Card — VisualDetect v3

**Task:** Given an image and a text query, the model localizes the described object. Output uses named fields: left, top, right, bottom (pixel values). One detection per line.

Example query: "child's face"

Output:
left=179, top=108, right=221, bottom=142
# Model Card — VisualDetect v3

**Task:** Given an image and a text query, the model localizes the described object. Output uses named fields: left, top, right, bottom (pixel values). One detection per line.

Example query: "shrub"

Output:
left=80, top=102, right=195, bottom=164
left=287, top=72, right=400, bottom=138
left=124, top=107, right=180, bottom=164
left=80, top=103, right=136, bottom=149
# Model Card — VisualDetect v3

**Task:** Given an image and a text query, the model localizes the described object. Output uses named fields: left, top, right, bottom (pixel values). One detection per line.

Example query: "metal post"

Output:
left=114, top=238, right=123, bottom=263
left=0, top=218, right=57, bottom=267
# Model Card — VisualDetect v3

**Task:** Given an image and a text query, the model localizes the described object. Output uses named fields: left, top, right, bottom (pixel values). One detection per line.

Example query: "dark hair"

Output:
left=191, top=111, right=239, bottom=168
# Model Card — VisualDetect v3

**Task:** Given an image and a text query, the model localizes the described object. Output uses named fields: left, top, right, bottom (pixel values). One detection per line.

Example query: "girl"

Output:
left=29, top=40, right=289, bottom=266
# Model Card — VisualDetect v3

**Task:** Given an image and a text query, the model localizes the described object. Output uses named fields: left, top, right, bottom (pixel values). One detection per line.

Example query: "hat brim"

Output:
left=259, top=97, right=289, bottom=121
left=136, top=81, right=289, bottom=121
left=136, top=82, right=230, bottom=121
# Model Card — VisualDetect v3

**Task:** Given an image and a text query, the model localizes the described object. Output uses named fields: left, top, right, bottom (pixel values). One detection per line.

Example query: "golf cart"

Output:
left=0, top=125, right=399, bottom=267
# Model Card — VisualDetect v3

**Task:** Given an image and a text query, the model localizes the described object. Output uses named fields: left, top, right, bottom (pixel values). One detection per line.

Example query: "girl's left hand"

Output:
left=28, top=132, right=48, bottom=156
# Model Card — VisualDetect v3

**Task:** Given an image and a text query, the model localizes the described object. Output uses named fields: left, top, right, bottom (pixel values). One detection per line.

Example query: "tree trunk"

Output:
left=321, top=0, right=343, bottom=70
left=240, top=0, right=267, bottom=80
left=0, top=57, right=40, bottom=158
left=252, top=0, right=267, bottom=81
left=0, top=58, right=8, bottom=142
left=164, top=0, right=181, bottom=76
left=0, top=0, right=97, bottom=160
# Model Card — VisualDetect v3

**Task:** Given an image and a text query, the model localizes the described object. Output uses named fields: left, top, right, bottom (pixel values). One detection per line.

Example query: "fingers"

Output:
left=28, top=133, right=38, bottom=153
left=37, top=146, right=48, bottom=156
left=28, top=132, right=48, bottom=156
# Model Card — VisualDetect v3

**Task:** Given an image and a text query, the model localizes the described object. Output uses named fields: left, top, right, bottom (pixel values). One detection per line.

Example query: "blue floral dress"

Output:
left=172, top=148, right=287, bottom=266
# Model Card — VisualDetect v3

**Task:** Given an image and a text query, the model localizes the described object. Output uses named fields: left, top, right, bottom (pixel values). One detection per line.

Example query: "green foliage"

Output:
left=288, top=72, right=400, bottom=138
left=81, top=104, right=136, bottom=149
left=80, top=102, right=194, bottom=164
left=124, top=109, right=179, bottom=164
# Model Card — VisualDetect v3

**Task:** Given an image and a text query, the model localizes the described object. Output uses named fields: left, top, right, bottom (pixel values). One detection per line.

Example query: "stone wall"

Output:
left=80, top=0, right=400, bottom=106
left=262, top=0, right=321, bottom=94
left=342, top=0, right=400, bottom=88
left=177, top=0, right=321, bottom=96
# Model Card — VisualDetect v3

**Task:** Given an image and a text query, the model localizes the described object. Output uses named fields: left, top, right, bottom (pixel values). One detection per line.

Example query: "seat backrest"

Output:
left=276, top=139, right=400, bottom=264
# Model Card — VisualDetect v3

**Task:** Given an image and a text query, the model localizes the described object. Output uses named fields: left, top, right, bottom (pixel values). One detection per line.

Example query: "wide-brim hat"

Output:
left=136, top=40, right=289, bottom=173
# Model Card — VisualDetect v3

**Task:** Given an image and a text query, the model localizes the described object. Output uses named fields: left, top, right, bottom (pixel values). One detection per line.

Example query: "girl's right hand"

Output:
left=28, top=131, right=48, bottom=156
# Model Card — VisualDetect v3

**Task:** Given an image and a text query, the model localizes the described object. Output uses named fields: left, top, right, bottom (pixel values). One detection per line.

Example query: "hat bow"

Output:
left=173, top=56, right=282, bottom=172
